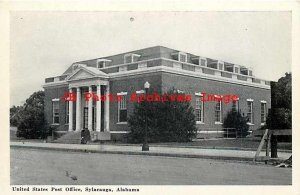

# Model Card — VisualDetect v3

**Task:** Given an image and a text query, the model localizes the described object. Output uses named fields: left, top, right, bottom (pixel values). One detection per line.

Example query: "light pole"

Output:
left=142, top=81, right=150, bottom=151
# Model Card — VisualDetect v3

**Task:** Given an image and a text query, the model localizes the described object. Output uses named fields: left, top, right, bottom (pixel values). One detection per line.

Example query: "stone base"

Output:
left=90, top=131, right=111, bottom=141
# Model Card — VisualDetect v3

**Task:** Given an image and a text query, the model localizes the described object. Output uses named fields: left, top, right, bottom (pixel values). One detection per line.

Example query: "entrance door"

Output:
left=83, top=107, right=88, bottom=129
left=83, top=107, right=96, bottom=130
left=92, top=107, right=96, bottom=130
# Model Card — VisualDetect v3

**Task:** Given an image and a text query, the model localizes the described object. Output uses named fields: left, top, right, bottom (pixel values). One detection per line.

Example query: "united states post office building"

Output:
left=43, top=46, right=271, bottom=141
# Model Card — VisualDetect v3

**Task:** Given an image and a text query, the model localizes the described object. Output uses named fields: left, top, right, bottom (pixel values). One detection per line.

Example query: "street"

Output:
left=11, top=148, right=291, bottom=185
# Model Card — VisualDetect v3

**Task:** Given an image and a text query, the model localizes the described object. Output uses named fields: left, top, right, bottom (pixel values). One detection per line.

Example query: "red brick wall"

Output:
left=161, top=72, right=271, bottom=131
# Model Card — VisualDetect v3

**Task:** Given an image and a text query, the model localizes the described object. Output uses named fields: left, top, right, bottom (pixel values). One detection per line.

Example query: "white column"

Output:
left=88, top=86, right=93, bottom=131
left=96, top=85, right=101, bottom=132
left=68, top=88, right=73, bottom=131
left=75, top=87, right=81, bottom=131
left=104, top=85, right=110, bottom=131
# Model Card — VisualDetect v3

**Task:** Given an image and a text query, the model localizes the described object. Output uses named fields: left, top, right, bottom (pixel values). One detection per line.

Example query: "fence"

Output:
left=196, top=128, right=249, bottom=139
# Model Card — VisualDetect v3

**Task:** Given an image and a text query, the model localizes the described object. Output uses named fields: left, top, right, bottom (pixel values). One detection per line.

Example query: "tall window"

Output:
left=52, top=100, right=60, bottom=124
left=65, top=101, right=69, bottom=124
left=195, top=94, right=204, bottom=123
left=118, top=94, right=127, bottom=122
left=215, top=101, right=222, bottom=123
left=247, top=100, right=254, bottom=124
left=261, top=102, right=267, bottom=125
left=232, top=100, right=239, bottom=112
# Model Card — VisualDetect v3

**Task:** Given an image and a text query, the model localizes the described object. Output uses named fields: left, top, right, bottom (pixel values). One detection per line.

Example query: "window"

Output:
left=179, top=53, right=187, bottom=63
left=200, top=59, right=206, bottom=66
left=261, top=101, right=267, bottom=125
left=124, top=55, right=132, bottom=64
left=138, top=62, right=147, bottom=69
left=52, top=100, right=60, bottom=124
left=118, top=94, right=127, bottom=123
left=119, top=66, right=127, bottom=72
left=97, top=61, right=105, bottom=69
left=124, top=54, right=140, bottom=64
left=249, top=70, right=253, bottom=76
left=215, top=101, right=222, bottom=123
left=72, top=64, right=79, bottom=71
left=232, top=100, right=239, bottom=112
left=195, top=94, right=204, bottom=123
left=247, top=100, right=254, bottom=124
left=218, top=63, right=223, bottom=70
left=97, top=59, right=111, bottom=69
left=65, top=101, right=69, bottom=124
left=234, top=67, right=239, bottom=73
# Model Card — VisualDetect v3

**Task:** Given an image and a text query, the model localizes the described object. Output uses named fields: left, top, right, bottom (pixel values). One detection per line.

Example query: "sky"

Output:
left=10, top=11, right=291, bottom=106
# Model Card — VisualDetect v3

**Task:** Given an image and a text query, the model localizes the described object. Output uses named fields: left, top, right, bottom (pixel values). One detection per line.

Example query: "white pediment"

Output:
left=68, top=69, right=95, bottom=80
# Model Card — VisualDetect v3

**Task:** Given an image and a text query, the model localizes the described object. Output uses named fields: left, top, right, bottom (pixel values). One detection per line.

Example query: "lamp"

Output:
left=142, top=81, right=150, bottom=151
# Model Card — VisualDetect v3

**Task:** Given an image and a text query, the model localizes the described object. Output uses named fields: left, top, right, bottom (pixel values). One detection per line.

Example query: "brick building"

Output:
left=43, top=46, right=271, bottom=141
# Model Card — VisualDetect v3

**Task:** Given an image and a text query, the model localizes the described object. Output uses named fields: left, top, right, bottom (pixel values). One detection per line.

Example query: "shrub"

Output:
left=127, top=89, right=197, bottom=143
left=223, top=109, right=249, bottom=138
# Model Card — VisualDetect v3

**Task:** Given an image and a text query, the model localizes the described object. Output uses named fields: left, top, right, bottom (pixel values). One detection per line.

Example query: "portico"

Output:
left=66, top=65, right=110, bottom=140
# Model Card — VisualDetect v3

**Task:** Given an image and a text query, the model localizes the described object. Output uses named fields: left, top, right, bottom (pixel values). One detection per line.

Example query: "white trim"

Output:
left=261, top=123, right=266, bottom=126
left=110, top=131, right=130, bottom=134
left=247, top=98, right=254, bottom=102
left=136, top=90, right=145, bottom=94
left=260, top=100, right=267, bottom=103
left=195, top=92, right=203, bottom=96
left=196, top=121, right=205, bottom=125
left=43, top=81, right=68, bottom=88
left=247, top=122, right=255, bottom=126
left=52, top=98, right=60, bottom=102
left=116, top=122, right=128, bottom=125
left=98, top=56, right=267, bottom=83
left=117, top=92, right=128, bottom=96
left=109, top=66, right=270, bottom=90
left=197, top=130, right=225, bottom=134
left=215, top=122, right=223, bottom=125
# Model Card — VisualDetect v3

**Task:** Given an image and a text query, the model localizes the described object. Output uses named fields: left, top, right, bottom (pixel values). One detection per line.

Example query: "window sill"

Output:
left=196, top=121, right=205, bottom=125
left=51, top=123, right=60, bottom=126
left=215, top=122, right=223, bottom=125
left=247, top=122, right=255, bottom=126
left=261, top=123, right=266, bottom=126
left=117, top=122, right=128, bottom=125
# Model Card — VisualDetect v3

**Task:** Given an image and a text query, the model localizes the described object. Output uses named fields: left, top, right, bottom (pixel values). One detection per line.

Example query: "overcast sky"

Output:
left=10, top=11, right=291, bottom=106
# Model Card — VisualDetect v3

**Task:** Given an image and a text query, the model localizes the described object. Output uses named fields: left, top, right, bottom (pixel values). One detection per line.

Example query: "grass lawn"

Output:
left=154, top=138, right=292, bottom=151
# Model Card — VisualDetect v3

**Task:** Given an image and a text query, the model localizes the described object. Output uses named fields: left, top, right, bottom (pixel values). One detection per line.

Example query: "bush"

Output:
left=223, top=109, right=249, bottom=138
left=127, top=89, right=197, bottom=143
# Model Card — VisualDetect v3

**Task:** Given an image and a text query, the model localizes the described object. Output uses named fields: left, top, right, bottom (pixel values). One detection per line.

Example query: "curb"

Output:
left=10, top=144, right=254, bottom=162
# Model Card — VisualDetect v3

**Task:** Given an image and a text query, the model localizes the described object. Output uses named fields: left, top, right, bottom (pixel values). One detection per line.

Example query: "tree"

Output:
left=10, top=105, right=23, bottom=126
left=16, top=91, right=48, bottom=139
left=269, top=72, right=292, bottom=130
left=223, top=109, right=249, bottom=138
left=127, top=89, right=197, bottom=143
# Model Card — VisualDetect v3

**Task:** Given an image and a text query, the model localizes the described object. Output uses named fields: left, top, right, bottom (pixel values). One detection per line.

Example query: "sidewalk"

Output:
left=10, top=141, right=291, bottom=162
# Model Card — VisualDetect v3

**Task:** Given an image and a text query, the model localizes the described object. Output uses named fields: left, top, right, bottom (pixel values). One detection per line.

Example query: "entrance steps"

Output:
left=54, top=131, right=82, bottom=144
left=54, top=131, right=111, bottom=144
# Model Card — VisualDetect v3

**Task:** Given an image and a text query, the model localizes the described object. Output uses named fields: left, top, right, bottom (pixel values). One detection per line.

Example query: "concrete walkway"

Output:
left=10, top=141, right=291, bottom=162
